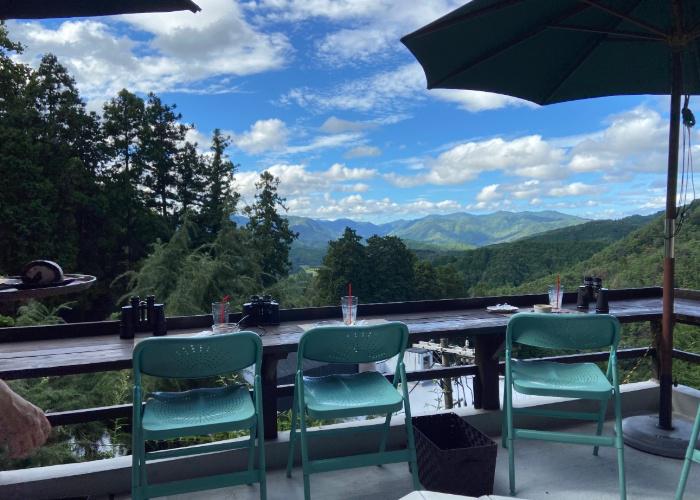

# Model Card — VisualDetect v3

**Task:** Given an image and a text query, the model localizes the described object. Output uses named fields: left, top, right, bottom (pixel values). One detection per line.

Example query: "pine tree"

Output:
left=244, top=171, right=298, bottom=286
left=141, top=93, right=187, bottom=221
left=102, top=90, right=146, bottom=266
left=175, top=141, right=206, bottom=222
left=29, top=54, right=106, bottom=270
left=200, top=129, right=238, bottom=238
left=365, top=235, right=416, bottom=302
left=0, top=29, right=47, bottom=272
left=314, top=227, right=367, bottom=305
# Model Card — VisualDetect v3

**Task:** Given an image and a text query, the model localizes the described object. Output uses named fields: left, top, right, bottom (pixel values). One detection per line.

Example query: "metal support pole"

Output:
left=659, top=49, right=682, bottom=430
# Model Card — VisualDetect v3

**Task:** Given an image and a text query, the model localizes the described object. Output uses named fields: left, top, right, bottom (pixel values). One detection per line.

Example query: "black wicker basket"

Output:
left=413, top=412, right=497, bottom=496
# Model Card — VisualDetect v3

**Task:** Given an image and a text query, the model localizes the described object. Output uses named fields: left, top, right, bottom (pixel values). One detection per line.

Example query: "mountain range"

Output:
left=237, top=210, right=587, bottom=253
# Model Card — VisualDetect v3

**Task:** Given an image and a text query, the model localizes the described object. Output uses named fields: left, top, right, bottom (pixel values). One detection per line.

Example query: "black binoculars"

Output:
left=119, top=295, right=167, bottom=338
left=577, top=276, right=609, bottom=313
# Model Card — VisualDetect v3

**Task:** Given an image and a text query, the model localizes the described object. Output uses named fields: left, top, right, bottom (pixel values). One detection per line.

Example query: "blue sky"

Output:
left=6, top=0, right=689, bottom=223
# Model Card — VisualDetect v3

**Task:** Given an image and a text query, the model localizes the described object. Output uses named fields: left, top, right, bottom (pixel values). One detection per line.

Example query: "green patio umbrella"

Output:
left=0, top=0, right=200, bottom=20
left=402, top=0, right=699, bottom=458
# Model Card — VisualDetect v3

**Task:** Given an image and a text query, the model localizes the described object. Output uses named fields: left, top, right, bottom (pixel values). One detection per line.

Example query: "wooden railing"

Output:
left=2, top=286, right=700, bottom=438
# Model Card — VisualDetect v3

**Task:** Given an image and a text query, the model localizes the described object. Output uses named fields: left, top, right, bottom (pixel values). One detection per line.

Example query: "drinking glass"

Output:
left=548, top=285, right=564, bottom=310
left=212, top=302, right=230, bottom=330
left=341, top=296, right=358, bottom=325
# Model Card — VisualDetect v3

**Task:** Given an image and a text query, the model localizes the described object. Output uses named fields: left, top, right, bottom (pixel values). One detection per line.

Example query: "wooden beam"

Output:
left=42, top=347, right=658, bottom=427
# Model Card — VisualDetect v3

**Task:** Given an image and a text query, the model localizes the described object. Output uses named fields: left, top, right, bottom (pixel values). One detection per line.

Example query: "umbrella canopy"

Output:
left=0, top=0, right=200, bottom=20
left=402, top=0, right=698, bottom=450
left=402, top=0, right=700, bottom=103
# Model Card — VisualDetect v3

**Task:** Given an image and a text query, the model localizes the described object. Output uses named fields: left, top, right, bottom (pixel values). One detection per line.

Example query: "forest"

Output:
left=1, top=24, right=699, bottom=471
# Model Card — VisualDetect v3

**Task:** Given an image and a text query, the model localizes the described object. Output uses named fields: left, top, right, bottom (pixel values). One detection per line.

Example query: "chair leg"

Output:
left=286, top=392, right=298, bottom=478
left=675, top=406, right=700, bottom=500
left=138, top=438, right=148, bottom=500
left=377, top=412, right=393, bottom=465
left=677, top=456, right=693, bottom=500
left=247, top=425, right=256, bottom=485
left=297, top=393, right=312, bottom=500
left=506, top=383, right=515, bottom=496
left=403, top=407, right=421, bottom=490
left=613, top=388, right=626, bottom=500
left=501, top=394, right=507, bottom=449
left=131, top=436, right=141, bottom=500
left=257, top=415, right=267, bottom=500
left=594, top=398, right=609, bottom=456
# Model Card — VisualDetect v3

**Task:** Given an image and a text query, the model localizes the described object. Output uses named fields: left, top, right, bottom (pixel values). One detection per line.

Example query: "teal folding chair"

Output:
left=676, top=405, right=700, bottom=499
left=131, top=332, right=266, bottom=500
left=502, top=313, right=626, bottom=499
left=285, top=321, right=421, bottom=500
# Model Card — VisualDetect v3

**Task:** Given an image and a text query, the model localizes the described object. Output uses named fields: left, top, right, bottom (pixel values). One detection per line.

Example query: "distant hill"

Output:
left=389, top=211, right=586, bottom=248
left=237, top=211, right=588, bottom=268
left=507, top=204, right=699, bottom=295
left=438, top=213, right=657, bottom=296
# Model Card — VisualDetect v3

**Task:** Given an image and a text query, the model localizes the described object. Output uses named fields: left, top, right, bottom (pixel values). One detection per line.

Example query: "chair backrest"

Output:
left=506, top=313, right=620, bottom=351
left=133, top=331, right=262, bottom=379
left=298, top=322, right=409, bottom=366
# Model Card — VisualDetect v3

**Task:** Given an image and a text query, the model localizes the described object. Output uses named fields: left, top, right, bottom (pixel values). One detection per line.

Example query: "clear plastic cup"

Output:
left=548, top=286, right=564, bottom=310
left=341, top=296, right=358, bottom=325
left=212, top=302, right=230, bottom=329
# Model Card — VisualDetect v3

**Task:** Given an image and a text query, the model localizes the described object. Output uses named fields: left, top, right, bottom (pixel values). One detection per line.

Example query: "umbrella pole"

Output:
left=621, top=50, right=694, bottom=458
left=660, top=49, right=682, bottom=431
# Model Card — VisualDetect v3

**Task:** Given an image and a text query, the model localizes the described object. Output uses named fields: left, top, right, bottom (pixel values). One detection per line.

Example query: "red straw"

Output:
left=220, top=295, right=230, bottom=323
left=348, top=282, right=352, bottom=298
left=555, top=275, right=560, bottom=309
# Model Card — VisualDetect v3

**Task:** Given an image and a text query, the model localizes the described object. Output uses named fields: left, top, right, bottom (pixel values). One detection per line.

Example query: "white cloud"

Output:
left=231, top=118, right=289, bottom=154
left=286, top=193, right=464, bottom=220
left=254, top=1, right=463, bottom=67
left=568, top=106, right=669, bottom=174
left=184, top=127, right=210, bottom=151
left=476, top=184, right=501, bottom=202
left=8, top=0, right=290, bottom=101
left=548, top=182, right=599, bottom=197
left=234, top=162, right=376, bottom=201
left=511, top=179, right=542, bottom=200
left=281, top=64, right=424, bottom=113
left=385, top=134, right=565, bottom=187
left=252, top=0, right=387, bottom=22
left=344, top=145, right=381, bottom=159
left=320, top=116, right=373, bottom=134
left=282, top=63, right=526, bottom=115
left=431, top=89, right=535, bottom=113
left=283, top=133, right=363, bottom=155
left=383, top=105, right=676, bottom=202
left=640, top=195, right=666, bottom=209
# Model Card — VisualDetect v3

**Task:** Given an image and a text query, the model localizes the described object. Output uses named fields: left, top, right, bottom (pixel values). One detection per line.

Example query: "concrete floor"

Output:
left=116, top=421, right=700, bottom=500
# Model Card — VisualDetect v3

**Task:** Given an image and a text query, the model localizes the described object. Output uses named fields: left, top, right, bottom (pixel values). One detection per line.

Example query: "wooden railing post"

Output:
left=261, top=353, right=282, bottom=440
left=439, top=338, right=454, bottom=409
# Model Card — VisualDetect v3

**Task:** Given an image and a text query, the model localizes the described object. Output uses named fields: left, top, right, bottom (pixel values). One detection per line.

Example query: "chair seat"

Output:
left=511, top=360, right=612, bottom=399
left=303, top=371, right=403, bottom=419
left=142, top=385, right=255, bottom=440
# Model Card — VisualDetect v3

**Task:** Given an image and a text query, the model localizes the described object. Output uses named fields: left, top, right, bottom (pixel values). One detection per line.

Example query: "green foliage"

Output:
left=123, top=218, right=262, bottom=315
left=314, top=228, right=467, bottom=304
left=199, top=129, right=239, bottom=238
left=140, top=93, right=188, bottom=221
left=244, top=171, right=299, bottom=286
left=314, top=228, right=368, bottom=304
left=436, top=213, right=655, bottom=296
left=502, top=203, right=699, bottom=296
left=267, top=268, right=316, bottom=308
left=365, top=235, right=416, bottom=302
left=15, top=300, right=73, bottom=326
